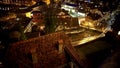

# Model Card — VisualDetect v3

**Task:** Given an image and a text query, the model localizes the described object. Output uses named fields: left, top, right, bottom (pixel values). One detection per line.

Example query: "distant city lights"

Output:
left=61, top=4, right=85, bottom=17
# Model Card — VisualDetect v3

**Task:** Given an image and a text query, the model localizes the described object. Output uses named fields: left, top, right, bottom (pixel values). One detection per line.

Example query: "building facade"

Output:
left=1, top=0, right=33, bottom=6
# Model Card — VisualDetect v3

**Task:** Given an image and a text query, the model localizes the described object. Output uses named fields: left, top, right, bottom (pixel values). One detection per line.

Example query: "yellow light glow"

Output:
left=80, top=19, right=95, bottom=29
left=79, top=36, right=97, bottom=44
left=43, top=0, right=50, bottom=5
left=88, top=22, right=94, bottom=27
left=72, top=36, right=98, bottom=46
left=72, top=33, right=105, bottom=46
left=25, top=12, right=32, bottom=18
left=84, top=21, right=94, bottom=27
left=32, top=0, right=36, bottom=5
left=78, top=18, right=85, bottom=25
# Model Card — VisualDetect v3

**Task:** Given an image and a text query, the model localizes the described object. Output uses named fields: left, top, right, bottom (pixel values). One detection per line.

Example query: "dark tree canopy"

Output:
left=111, top=13, right=120, bottom=31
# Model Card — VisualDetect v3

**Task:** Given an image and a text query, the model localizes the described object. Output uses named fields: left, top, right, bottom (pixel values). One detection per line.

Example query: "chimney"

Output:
left=58, top=39, right=64, bottom=54
left=30, top=48, right=38, bottom=64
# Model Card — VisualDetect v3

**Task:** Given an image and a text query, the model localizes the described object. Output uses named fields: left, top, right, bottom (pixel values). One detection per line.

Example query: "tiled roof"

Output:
left=25, top=32, right=40, bottom=39
left=5, top=31, right=72, bottom=68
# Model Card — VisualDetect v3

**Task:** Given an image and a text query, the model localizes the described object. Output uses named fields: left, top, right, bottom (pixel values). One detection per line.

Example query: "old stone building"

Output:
left=5, top=32, right=89, bottom=68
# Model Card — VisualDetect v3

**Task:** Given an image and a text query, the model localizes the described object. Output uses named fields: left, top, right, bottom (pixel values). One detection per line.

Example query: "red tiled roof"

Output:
left=5, top=31, right=72, bottom=68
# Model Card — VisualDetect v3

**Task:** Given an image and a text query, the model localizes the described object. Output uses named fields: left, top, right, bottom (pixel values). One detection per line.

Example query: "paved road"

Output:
left=66, top=27, right=104, bottom=46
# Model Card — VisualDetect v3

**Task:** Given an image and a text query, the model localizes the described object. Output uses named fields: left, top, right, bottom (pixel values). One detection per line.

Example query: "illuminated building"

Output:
left=1, top=0, right=34, bottom=6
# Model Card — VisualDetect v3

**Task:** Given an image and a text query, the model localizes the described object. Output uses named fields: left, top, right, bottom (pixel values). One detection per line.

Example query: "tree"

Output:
left=111, top=13, right=120, bottom=32
left=44, top=4, right=58, bottom=34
